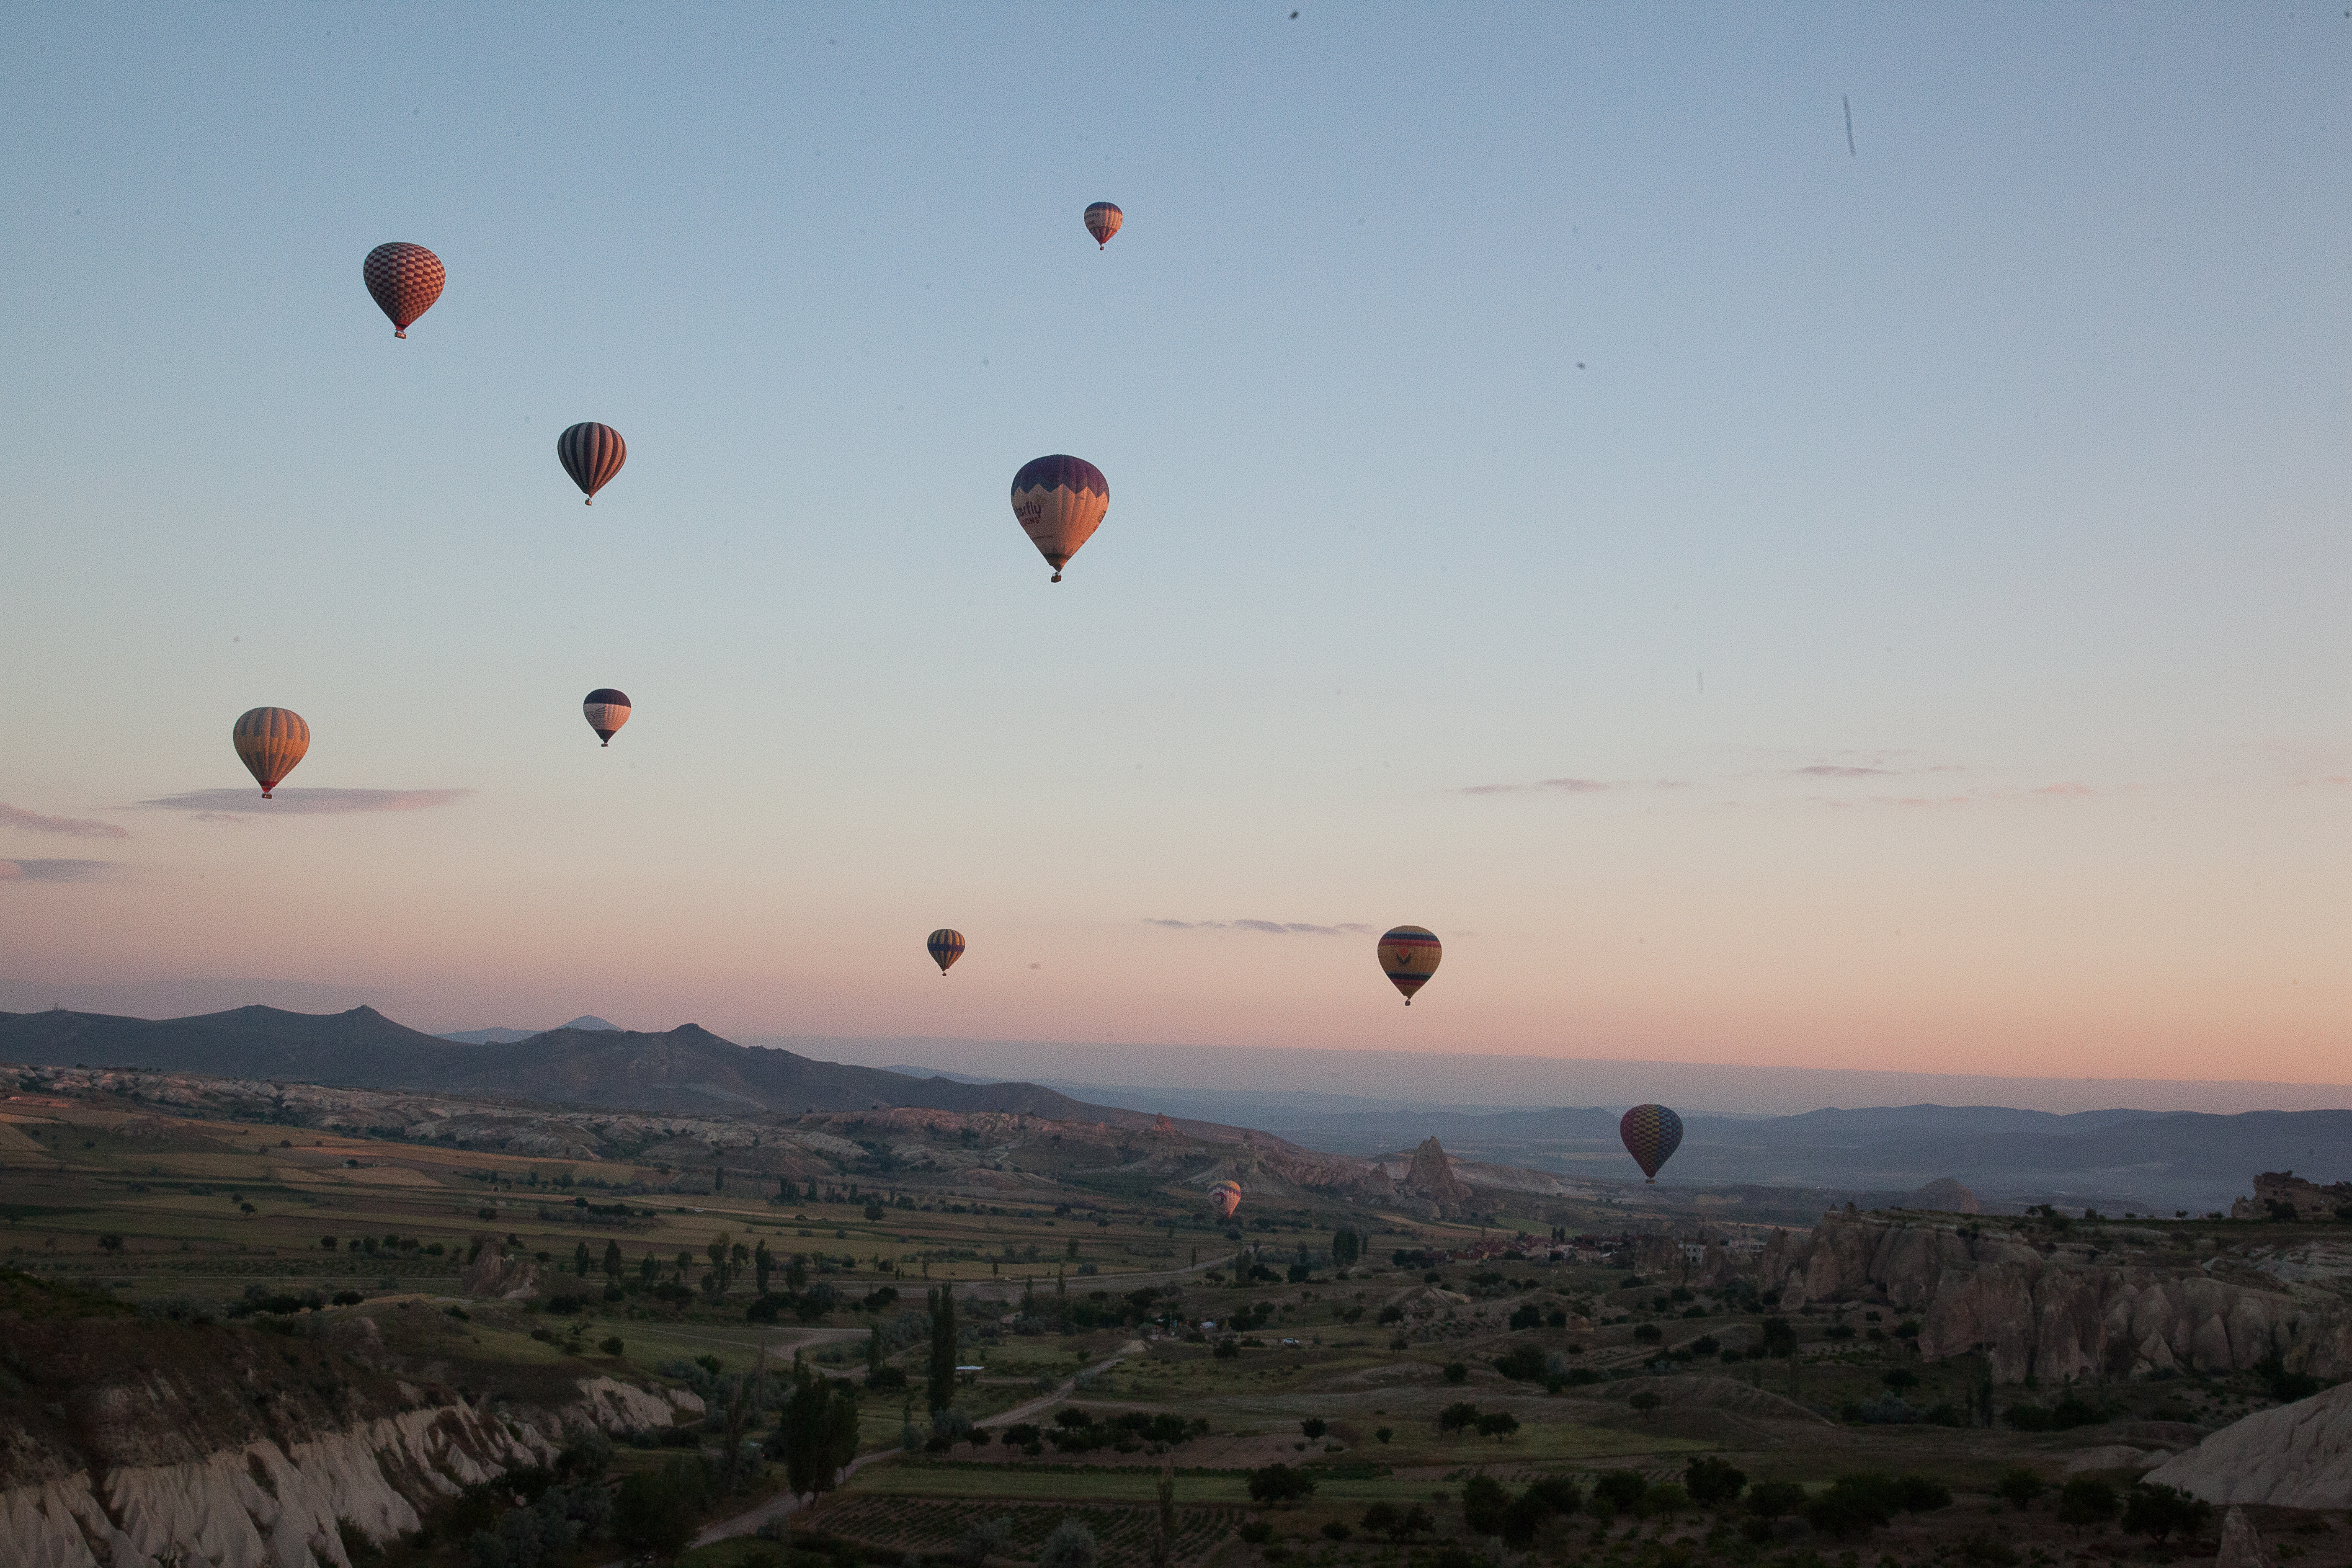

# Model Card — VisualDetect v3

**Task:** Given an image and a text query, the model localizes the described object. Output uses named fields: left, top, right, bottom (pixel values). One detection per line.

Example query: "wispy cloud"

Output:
left=1459, top=777, right=1686, bottom=796
left=1147, top=918, right=1374, bottom=936
left=1793, top=764, right=1897, bottom=778
left=141, top=788, right=472, bottom=817
left=2031, top=782, right=2095, bottom=798
left=0, top=802, right=129, bottom=840
left=0, top=859, right=116, bottom=882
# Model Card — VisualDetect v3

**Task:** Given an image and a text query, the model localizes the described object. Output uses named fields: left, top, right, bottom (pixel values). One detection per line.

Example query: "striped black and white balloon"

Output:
left=557, top=423, right=627, bottom=505
left=583, top=689, right=631, bottom=747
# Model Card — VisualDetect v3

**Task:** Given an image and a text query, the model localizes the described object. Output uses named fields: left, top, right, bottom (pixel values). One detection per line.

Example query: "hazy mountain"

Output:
left=0, top=1007, right=1104, bottom=1120
left=436, top=1014, right=622, bottom=1045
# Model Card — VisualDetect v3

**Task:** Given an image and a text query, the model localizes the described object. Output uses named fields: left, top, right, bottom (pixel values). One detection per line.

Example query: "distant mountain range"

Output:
left=0, top=1006, right=1102, bottom=1120
left=437, top=1015, right=622, bottom=1045
left=0, top=1005, right=2326, bottom=1214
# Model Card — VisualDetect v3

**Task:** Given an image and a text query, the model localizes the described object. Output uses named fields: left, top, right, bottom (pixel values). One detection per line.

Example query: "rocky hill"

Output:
left=2145, top=1381, right=2352, bottom=1507
left=1754, top=1208, right=2352, bottom=1385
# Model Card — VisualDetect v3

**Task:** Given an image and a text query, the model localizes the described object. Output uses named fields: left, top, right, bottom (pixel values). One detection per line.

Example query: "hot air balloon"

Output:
left=1009, top=455, right=1109, bottom=583
left=1377, top=926, right=1441, bottom=1005
left=1618, top=1104, right=1683, bottom=1184
left=232, top=707, right=310, bottom=799
left=927, top=929, right=966, bottom=975
left=1083, top=201, right=1123, bottom=249
left=583, top=689, right=631, bottom=747
left=363, top=242, right=445, bottom=338
left=1209, top=1180, right=1243, bottom=1220
left=558, top=423, right=627, bottom=505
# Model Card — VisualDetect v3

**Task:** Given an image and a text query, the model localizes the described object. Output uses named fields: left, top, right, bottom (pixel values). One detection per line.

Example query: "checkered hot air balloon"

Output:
left=1209, top=1180, right=1243, bottom=1220
left=1376, top=926, right=1442, bottom=1005
left=232, top=707, right=310, bottom=799
left=362, top=242, right=445, bottom=339
left=558, top=423, right=627, bottom=505
left=1009, top=455, right=1109, bottom=583
left=1083, top=201, right=1123, bottom=250
left=582, top=689, right=631, bottom=747
left=927, top=929, right=966, bottom=975
left=1618, top=1104, right=1684, bottom=1184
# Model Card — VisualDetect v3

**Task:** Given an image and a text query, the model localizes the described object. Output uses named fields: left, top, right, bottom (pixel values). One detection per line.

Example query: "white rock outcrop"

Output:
left=2143, top=1381, right=2352, bottom=1508
left=0, top=1377, right=682, bottom=1568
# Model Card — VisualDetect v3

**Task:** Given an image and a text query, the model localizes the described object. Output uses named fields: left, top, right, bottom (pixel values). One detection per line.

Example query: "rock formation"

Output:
left=2144, top=1382, right=2352, bottom=1509
left=2215, top=1506, right=2271, bottom=1568
left=1402, top=1137, right=1474, bottom=1214
left=1905, top=1177, right=1979, bottom=1214
left=459, top=1247, right=541, bottom=1300
left=2232, top=1171, right=2352, bottom=1222
left=1756, top=1211, right=2352, bottom=1385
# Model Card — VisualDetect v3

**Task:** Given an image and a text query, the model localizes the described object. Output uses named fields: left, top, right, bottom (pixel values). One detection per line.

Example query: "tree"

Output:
left=928, top=1284, right=959, bottom=1413
left=1152, top=1469, right=1178, bottom=1568
left=1628, top=1390, right=1661, bottom=1418
left=574, top=1241, right=592, bottom=1278
left=1437, top=1401, right=1480, bottom=1434
left=1475, top=1412, right=1520, bottom=1439
left=959, top=1518, right=1014, bottom=1568
left=2121, top=1483, right=2211, bottom=1545
left=1038, top=1519, right=1098, bottom=1568
left=1460, top=1475, right=1510, bottom=1534
left=97, top=1233, right=123, bottom=1255
left=754, top=1240, right=772, bottom=1296
left=1759, top=1317, right=1798, bottom=1358
left=1994, top=1466, right=2046, bottom=1511
left=1300, top=1418, right=1326, bottom=1439
left=1331, top=1228, right=1361, bottom=1267
left=1744, top=1481, right=1805, bottom=1521
left=1590, top=1471, right=1648, bottom=1518
left=707, top=1233, right=733, bottom=1289
left=773, top=1357, right=859, bottom=1502
left=1441, top=1360, right=1469, bottom=1383
left=1247, top=1464, right=1316, bottom=1504
left=1684, top=1456, right=1746, bottom=1505
left=612, top=1468, right=694, bottom=1556
left=602, top=1240, right=622, bottom=1282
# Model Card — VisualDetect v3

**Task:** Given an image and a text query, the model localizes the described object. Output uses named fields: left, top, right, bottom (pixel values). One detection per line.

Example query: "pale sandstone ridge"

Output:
left=1757, top=1212, right=2352, bottom=1385
left=2215, top=1505, right=2273, bottom=1568
left=1403, top=1137, right=1474, bottom=1213
left=2144, top=1382, right=2352, bottom=1509
left=0, top=1377, right=682, bottom=1568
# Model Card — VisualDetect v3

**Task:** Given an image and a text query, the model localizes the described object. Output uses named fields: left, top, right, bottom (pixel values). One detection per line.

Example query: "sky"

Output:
left=0, top=5, right=2345, bottom=1101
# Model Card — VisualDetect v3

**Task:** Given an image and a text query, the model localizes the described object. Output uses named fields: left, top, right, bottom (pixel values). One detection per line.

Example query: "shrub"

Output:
left=1685, top=1455, right=1746, bottom=1505
left=1804, top=1474, right=1897, bottom=1539
left=2056, top=1477, right=2119, bottom=1529
left=1299, top=1418, right=1326, bottom=1439
left=1759, top=1317, right=1798, bottom=1357
left=1641, top=1483, right=1687, bottom=1519
left=1237, top=1522, right=1274, bottom=1545
left=1039, top=1518, right=1098, bottom=1568
left=1246, top=1464, right=1315, bottom=1504
left=1508, top=1303, right=1543, bottom=1331
left=2121, top=1483, right=2211, bottom=1544
left=1631, top=1323, right=1663, bottom=1344
left=2006, top=1394, right=2103, bottom=1431
left=1744, top=1481, right=1805, bottom=1519
left=1437, top=1401, right=1480, bottom=1433
left=958, top=1518, right=1014, bottom=1567
left=1213, top=1339, right=1239, bottom=1360
left=1476, top=1411, right=1519, bottom=1439
left=1441, top=1361, right=1468, bottom=1384
left=1373, top=1427, right=1393, bottom=1444
left=1994, top=1467, right=2046, bottom=1510
left=1492, top=1343, right=1548, bottom=1382
left=611, top=1469, right=693, bottom=1555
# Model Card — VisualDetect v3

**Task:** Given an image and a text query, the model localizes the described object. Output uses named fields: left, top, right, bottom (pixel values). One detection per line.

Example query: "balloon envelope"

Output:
left=558, top=423, right=627, bottom=504
left=1377, top=926, right=1442, bottom=1004
left=232, top=707, right=310, bottom=798
left=583, top=689, right=631, bottom=746
left=1209, top=1180, right=1243, bottom=1220
left=927, top=929, right=966, bottom=975
left=1009, top=455, right=1109, bottom=582
left=1618, top=1104, right=1684, bottom=1184
left=1084, top=201, right=1123, bottom=249
left=363, top=242, right=445, bottom=338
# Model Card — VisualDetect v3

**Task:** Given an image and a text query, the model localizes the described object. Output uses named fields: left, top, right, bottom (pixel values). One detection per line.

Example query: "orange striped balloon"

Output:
left=927, top=928, right=966, bottom=975
left=1083, top=201, right=1123, bottom=249
left=583, top=689, right=631, bottom=746
left=232, top=708, right=310, bottom=799
left=1209, top=1179, right=1243, bottom=1219
left=1376, top=926, right=1442, bottom=1005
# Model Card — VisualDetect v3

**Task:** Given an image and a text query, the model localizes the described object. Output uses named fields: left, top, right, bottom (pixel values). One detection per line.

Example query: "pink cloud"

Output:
left=1794, top=765, right=1896, bottom=778
left=1459, top=777, right=1685, bottom=795
left=2032, top=782, right=2096, bottom=798
left=141, top=788, right=472, bottom=817
left=0, top=802, right=129, bottom=840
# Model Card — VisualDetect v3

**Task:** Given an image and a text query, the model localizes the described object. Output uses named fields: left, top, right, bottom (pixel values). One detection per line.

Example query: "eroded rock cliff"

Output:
left=1756, top=1212, right=2352, bottom=1385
